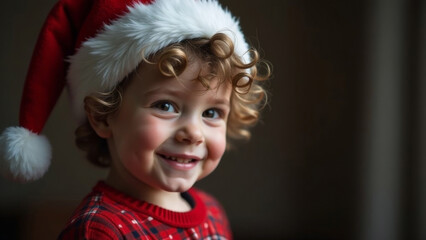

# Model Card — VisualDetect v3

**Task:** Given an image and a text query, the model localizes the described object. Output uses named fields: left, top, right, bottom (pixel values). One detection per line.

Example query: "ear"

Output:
left=85, top=105, right=112, bottom=139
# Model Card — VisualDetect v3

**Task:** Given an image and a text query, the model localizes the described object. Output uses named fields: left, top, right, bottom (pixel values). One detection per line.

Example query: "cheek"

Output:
left=208, top=134, right=227, bottom=161
left=199, top=127, right=227, bottom=179
left=114, top=115, right=170, bottom=157
left=136, top=116, right=170, bottom=149
left=207, top=125, right=227, bottom=160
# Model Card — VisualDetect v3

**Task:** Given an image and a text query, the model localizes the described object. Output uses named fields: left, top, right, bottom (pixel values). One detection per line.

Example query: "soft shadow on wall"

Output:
left=0, top=0, right=425, bottom=240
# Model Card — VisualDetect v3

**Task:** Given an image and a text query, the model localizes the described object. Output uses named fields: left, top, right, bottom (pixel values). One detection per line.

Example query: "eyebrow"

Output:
left=211, top=97, right=230, bottom=107
left=142, top=88, right=185, bottom=98
left=143, top=87, right=230, bottom=106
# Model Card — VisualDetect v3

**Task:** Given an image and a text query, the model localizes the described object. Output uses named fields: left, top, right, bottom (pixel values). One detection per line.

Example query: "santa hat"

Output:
left=0, top=0, right=249, bottom=182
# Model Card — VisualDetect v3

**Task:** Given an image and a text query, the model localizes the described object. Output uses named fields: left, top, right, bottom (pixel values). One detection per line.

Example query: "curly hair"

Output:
left=75, top=33, right=271, bottom=167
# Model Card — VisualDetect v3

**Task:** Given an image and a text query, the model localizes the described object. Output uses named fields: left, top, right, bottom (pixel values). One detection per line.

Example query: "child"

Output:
left=0, top=0, right=270, bottom=239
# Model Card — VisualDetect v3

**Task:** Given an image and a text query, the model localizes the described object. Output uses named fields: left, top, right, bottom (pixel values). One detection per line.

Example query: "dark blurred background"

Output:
left=1, top=0, right=425, bottom=239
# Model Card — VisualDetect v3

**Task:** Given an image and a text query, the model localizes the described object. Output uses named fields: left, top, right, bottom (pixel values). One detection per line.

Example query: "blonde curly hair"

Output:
left=75, top=33, right=271, bottom=167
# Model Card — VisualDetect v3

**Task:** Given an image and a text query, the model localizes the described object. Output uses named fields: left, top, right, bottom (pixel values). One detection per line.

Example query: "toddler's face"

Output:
left=106, top=59, right=231, bottom=193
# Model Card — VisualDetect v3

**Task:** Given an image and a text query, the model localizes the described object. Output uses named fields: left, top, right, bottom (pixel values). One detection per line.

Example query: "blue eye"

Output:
left=202, top=108, right=221, bottom=119
left=152, top=101, right=177, bottom=113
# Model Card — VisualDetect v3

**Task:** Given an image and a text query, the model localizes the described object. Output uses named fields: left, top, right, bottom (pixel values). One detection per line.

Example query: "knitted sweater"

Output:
left=58, top=182, right=232, bottom=239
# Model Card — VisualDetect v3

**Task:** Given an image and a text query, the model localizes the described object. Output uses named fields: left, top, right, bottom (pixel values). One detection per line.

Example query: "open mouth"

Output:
left=158, top=154, right=198, bottom=164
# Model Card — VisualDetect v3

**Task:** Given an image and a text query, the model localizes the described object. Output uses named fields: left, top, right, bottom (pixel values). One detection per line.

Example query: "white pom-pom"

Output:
left=0, top=126, right=51, bottom=182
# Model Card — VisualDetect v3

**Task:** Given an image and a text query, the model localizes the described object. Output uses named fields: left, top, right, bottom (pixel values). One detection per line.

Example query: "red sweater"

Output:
left=58, top=182, right=232, bottom=239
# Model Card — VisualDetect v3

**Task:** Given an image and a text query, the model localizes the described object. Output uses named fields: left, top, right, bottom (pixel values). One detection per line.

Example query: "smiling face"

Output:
left=103, top=58, right=231, bottom=196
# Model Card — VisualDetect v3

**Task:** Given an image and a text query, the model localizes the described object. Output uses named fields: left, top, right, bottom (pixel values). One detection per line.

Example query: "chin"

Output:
left=161, top=180, right=195, bottom=193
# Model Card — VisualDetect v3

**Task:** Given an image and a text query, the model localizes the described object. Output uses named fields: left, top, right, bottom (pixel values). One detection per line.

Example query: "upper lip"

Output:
left=156, top=152, right=203, bottom=161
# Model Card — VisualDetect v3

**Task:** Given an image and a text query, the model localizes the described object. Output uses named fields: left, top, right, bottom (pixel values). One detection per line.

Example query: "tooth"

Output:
left=177, top=158, right=185, bottom=163
left=177, top=158, right=191, bottom=163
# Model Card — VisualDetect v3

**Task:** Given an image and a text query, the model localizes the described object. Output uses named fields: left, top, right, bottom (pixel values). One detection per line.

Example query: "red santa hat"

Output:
left=0, top=0, right=249, bottom=182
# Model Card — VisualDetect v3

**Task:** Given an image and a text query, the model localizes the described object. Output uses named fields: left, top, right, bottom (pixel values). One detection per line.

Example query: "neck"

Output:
left=105, top=167, right=192, bottom=212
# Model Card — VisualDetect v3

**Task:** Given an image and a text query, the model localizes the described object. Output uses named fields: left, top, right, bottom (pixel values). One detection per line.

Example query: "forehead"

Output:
left=128, top=58, right=232, bottom=99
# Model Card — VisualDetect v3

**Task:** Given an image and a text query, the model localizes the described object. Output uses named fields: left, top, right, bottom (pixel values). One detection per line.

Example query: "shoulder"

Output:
left=58, top=193, right=124, bottom=240
left=191, top=188, right=226, bottom=215
left=190, top=188, right=233, bottom=238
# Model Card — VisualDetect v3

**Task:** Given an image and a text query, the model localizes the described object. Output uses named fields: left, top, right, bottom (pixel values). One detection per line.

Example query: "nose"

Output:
left=175, top=120, right=204, bottom=145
